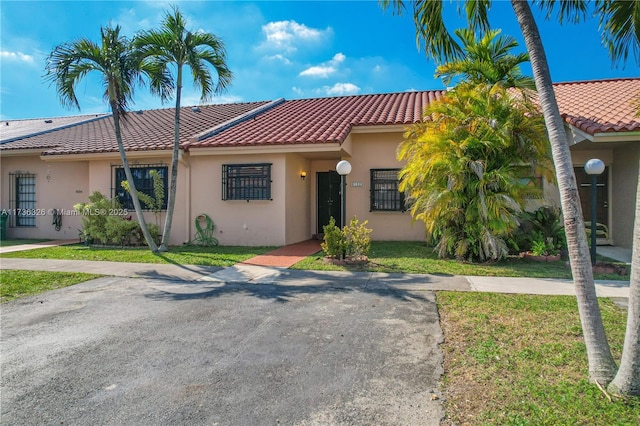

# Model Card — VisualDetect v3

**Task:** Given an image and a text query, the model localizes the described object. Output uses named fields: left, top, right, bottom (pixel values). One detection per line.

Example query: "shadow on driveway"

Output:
left=1, top=273, right=448, bottom=425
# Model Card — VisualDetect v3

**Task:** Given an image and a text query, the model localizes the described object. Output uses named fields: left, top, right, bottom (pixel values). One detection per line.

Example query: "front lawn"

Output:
left=0, top=244, right=274, bottom=267
left=291, top=241, right=629, bottom=280
left=0, top=241, right=629, bottom=280
left=438, top=292, right=639, bottom=425
left=0, top=270, right=102, bottom=302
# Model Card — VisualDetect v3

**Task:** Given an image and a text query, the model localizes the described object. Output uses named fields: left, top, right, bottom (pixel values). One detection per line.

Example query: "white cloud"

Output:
left=292, top=86, right=304, bottom=96
left=1, top=51, right=34, bottom=64
left=259, top=20, right=331, bottom=53
left=299, top=52, right=346, bottom=78
left=321, top=83, right=361, bottom=96
left=265, top=54, right=292, bottom=65
left=299, top=65, right=334, bottom=78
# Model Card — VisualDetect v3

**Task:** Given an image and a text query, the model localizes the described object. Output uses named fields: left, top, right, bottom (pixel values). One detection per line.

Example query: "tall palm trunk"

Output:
left=608, top=166, right=640, bottom=396
left=511, top=0, right=617, bottom=384
left=159, top=67, right=182, bottom=252
left=111, top=101, right=159, bottom=253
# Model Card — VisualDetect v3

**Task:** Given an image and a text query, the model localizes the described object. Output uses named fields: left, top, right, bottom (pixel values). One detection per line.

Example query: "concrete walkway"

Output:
left=0, top=239, right=77, bottom=254
left=0, top=257, right=630, bottom=298
left=0, top=238, right=631, bottom=298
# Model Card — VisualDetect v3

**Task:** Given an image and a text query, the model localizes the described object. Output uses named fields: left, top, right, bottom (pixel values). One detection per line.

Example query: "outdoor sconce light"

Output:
left=300, top=171, right=307, bottom=181
left=584, top=158, right=605, bottom=266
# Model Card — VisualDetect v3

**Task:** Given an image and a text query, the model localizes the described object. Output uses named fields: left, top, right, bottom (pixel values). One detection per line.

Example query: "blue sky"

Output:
left=1, top=0, right=638, bottom=120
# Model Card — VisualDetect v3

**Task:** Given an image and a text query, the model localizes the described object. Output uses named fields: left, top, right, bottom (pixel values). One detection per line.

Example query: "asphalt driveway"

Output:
left=1, top=274, right=446, bottom=425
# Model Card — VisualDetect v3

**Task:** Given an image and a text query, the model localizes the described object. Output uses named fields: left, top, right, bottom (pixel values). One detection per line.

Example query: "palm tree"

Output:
left=399, top=84, right=552, bottom=262
left=134, top=6, right=232, bottom=252
left=596, top=0, right=640, bottom=65
left=435, top=28, right=535, bottom=90
left=380, top=0, right=640, bottom=391
left=45, top=25, right=161, bottom=252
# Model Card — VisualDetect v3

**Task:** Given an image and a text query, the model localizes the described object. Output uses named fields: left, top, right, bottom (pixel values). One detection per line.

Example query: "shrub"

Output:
left=322, top=216, right=372, bottom=261
left=342, top=217, right=372, bottom=261
left=74, top=191, right=157, bottom=246
left=74, top=191, right=120, bottom=245
left=321, top=217, right=344, bottom=259
left=510, top=206, right=566, bottom=254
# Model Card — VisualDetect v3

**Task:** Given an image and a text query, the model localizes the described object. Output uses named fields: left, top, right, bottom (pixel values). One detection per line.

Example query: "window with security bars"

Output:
left=222, top=163, right=272, bottom=201
left=370, top=169, right=405, bottom=212
left=113, top=165, right=168, bottom=210
left=9, top=172, right=37, bottom=227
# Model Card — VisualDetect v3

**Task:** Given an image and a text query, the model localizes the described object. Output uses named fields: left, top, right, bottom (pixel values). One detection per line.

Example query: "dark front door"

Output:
left=575, top=166, right=609, bottom=236
left=317, top=171, right=341, bottom=233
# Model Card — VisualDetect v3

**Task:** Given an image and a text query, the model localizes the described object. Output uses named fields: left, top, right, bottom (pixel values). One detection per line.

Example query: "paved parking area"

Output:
left=1, top=275, right=445, bottom=425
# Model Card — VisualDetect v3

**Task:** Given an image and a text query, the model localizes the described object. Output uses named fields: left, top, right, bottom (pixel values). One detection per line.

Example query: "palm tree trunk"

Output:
left=159, top=68, right=182, bottom=252
left=111, top=102, right=159, bottom=253
left=608, top=166, right=640, bottom=396
left=510, top=0, right=617, bottom=384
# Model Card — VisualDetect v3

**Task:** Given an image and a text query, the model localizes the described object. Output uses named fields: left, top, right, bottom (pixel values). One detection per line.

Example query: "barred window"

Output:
left=9, top=172, right=36, bottom=227
left=370, top=169, right=405, bottom=212
left=222, top=163, right=272, bottom=201
left=113, top=165, right=168, bottom=210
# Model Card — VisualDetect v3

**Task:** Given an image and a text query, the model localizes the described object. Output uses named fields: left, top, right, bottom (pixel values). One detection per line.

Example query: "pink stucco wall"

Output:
left=1, top=154, right=88, bottom=240
left=345, top=131, right=426, bottom=241
left=3, top=128, right=635, bottom=249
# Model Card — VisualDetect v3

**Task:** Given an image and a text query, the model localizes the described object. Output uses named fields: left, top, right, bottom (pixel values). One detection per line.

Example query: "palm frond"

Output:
left=595, top=0, right=640, bottom=65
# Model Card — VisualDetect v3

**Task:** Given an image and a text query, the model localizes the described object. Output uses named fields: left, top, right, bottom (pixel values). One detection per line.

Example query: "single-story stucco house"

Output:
left=1, top=77, right=639, bottom=249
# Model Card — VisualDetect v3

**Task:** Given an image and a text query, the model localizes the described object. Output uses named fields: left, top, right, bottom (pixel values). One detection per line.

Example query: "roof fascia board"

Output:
left=350, top=124, right=408, bottom=134
left=0, top=149, right=46, bottom=156
left=0, top=114, right=111, bottom=145
left=188, top=98, right=286, bottom=144
left=189, top=143, right=342, bottom=157
left=593, top=131, right=640, bottom=142
left=40, top=149, right=173, bottom=162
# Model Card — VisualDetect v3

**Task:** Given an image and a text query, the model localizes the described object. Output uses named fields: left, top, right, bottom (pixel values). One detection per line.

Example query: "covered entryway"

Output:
left=316, top=171, right=341, bottom=233
left=574, top=166, right=610, bottom=244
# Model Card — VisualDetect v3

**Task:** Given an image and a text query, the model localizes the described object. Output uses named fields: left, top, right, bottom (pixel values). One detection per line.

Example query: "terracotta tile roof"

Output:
left=0, top=102, right=270, bottom=155
left=2, top=79, right=637, bottom=156
left=553, top=78, right=640, bottom=135
left=187, top=91, right=446, bottom=148
left=0, top=114, right=108, bottom=144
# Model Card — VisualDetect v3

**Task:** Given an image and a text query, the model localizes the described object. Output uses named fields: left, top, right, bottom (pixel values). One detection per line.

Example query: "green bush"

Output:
left=321, top=217, right=344, bottom=259
left=322, top=216, right=372, bottom=261
left=510, top=206, right=566, bottom=254
left=74, top=191, right=120, bottom=245
left=342, top=217, right=372, bottom=261
left=74, top=191, right=157, bottom=246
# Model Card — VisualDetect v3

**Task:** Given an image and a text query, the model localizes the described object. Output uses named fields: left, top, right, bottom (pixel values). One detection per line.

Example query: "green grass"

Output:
left=0, top=241, right=629, bottom=280
left=0, top=270, right=102, bottom=302
left=0, top=239, right=50, bottom=247
left=0, top=243, right=274, bottom=267
left=291, top=241, right=629, bottom=280
left=437, top=292, right=639, bottom=425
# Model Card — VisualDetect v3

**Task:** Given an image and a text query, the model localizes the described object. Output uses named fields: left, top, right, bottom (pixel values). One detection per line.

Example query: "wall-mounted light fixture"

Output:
left=300, top=171, right=307, bottom=181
